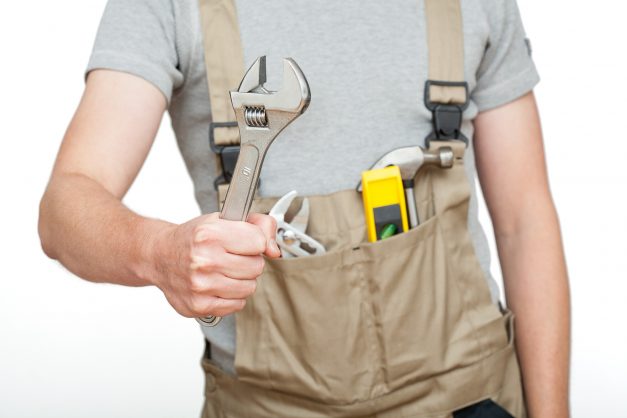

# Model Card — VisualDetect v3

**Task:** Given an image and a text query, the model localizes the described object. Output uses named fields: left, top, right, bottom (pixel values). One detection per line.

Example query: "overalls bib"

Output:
left=197, top=1, right=527, bottom=417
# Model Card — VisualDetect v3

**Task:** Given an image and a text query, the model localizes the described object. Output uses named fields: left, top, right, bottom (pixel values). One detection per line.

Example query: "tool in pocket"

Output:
left=358, top=146, right=454, bottom=229
left=269, top=191, right=325, bottom=258
left=197, top=56, right=311, bottom=327
left=361, top=166, right=409, bottom=242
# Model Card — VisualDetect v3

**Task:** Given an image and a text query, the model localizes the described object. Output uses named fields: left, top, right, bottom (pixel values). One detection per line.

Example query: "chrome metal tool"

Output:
left=357, top=146, right=454, bottom=228
left=198, top=56, right=311, bottom=327
left=270, top=191, right=325, bottom=258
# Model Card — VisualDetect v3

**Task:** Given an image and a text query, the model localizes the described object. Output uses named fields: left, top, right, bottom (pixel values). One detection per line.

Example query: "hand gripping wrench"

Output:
left=197, top=56, right=311, bottom=327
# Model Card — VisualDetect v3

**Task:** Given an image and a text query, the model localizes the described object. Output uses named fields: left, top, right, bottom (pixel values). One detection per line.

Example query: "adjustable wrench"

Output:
left=197, top=56, right=311, bottom=327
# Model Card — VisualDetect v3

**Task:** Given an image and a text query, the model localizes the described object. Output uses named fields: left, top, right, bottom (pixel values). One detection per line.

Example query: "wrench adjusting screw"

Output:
left=244, top=106, right=268, bottom=127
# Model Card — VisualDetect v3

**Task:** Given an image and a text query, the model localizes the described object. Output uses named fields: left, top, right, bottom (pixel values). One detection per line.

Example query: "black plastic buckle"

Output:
left=424, top=80, right=469, bottom=148
left=208, top=121, right=239, bottom=189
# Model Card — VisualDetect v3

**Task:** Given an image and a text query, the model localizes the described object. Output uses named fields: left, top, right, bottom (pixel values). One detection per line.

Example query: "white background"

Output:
left=1, top=1, right=625, bottom=417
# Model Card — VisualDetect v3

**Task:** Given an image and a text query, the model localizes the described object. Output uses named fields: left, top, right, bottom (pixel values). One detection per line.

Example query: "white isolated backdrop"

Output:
left=0, top=1, right=625, bottom=417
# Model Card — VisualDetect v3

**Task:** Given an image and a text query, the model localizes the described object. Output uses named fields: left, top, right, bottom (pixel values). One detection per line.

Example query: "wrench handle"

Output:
left=197, top=143, right=265, bottom=327
left=220, top=143, right=262, bottom=221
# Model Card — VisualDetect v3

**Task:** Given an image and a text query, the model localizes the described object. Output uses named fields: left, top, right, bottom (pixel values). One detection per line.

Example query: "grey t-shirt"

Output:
left=86, top=0, right=539, bottom=375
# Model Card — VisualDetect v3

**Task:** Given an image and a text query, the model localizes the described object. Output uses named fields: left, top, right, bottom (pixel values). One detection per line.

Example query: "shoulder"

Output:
left=468, top=0, right=525, bottom=30
left=101, top=0, right=175, bottom=19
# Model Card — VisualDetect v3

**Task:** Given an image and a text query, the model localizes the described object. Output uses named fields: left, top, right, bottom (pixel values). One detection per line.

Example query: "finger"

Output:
left=194, top=220, right=267, bottom=255
left=189, top=295, right=246, bottom=318
left=192, top=253, right=264, bottom=279
left=247, top=213, right=281, bottom=258
left=247, top=213, right=276, bottom=240
left=191, top=272, right=258, bottom=299
left=207, top=297, right=247, bottom=317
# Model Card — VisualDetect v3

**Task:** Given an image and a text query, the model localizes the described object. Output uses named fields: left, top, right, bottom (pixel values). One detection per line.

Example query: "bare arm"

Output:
left=39, top=70, right=167, bottom=286
left=474, top=92, right=570, bottom=418
left=39, top=70, right=280, bottom=318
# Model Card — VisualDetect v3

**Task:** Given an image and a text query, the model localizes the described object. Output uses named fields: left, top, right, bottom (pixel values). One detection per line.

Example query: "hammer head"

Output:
left=371, top=147, right=427, bottom=179
left=356, top=146, right=454, bottom=191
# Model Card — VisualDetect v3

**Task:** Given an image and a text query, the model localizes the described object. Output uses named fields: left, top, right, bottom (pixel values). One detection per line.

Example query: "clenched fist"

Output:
left=148, top=213, right=280, bottom=318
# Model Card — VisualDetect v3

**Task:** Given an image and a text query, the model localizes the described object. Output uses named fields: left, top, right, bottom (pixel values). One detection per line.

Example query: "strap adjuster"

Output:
left=432, top=104, right=464, bottom=139
left=424, top=80, right=469, bottom=147
left=208, top=121, right=239, bottom=189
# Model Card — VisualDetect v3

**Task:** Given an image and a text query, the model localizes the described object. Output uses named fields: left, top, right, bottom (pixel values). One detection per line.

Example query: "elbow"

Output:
left=38, top=194, right=58, bottom=260
left=493, top=195, right=562, bottom=242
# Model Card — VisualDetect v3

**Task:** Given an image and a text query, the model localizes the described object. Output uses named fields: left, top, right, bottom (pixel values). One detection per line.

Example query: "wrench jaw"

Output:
left=231, top=56, right=310, bottom=109
left=276, top=58, right=311, bottom=114
left=230, top=56, right=311, bottom=145
left=237, top=56, right=267, bottom=94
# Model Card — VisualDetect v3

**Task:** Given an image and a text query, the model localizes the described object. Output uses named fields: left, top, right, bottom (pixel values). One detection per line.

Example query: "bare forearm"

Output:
left=38, top=70, right=278, bottom=319
left=39, top=173, right=171, bottom=287
left=495, top=204, right=570, bottom=418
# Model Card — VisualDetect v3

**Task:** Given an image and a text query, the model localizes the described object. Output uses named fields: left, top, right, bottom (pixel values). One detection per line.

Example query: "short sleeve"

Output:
left=471, top=0, right=540, bottom=112
left=85, top=0, right=184, bottom=104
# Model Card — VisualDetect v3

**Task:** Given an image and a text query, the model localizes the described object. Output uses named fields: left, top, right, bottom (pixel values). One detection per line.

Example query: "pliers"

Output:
left=270, top=191, right=325, bottom=258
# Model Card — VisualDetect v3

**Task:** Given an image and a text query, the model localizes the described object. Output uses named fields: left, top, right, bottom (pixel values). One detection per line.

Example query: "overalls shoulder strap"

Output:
left=424, top=0, right=466, bottom=103
left=198, top=0, right=244, bottom=205
left=424, top=0, right=470, bottom=145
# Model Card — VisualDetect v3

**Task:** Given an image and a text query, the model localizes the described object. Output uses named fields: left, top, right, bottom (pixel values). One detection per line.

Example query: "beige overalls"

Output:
left=197, top=1, right=527, bottom=416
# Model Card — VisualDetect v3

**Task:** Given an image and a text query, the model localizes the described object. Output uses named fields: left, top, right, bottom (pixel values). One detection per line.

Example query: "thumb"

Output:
left=247, top=213, right=281, bottom=258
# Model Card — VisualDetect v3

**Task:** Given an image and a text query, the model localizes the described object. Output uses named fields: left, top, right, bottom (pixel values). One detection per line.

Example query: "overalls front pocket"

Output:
left=224, top=142, right=523, bottom=416
left=235, top=198, right=446, bottom=404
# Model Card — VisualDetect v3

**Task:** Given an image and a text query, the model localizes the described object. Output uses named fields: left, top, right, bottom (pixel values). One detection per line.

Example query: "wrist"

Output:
left=134, top=217, right=176, bottom=288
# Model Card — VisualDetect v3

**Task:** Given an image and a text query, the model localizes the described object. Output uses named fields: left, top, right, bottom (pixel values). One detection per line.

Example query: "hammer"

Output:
left=357, top=146, right=454, bottom=228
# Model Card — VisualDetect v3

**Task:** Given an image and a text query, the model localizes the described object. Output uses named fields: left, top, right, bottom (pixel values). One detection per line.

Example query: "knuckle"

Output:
left=192, top=225, right=205, bottom=241
left=247, top=279, right=258, bottom=295
left=188, top=274, right=208, bottom=293
left=253, top=213, right=276, bottom=231
left=239, top=279, right=256, bottom=297
left=193, top=223, right=218, bottom=244
left=211, top=299, right=246, bottom=317
left=253, top=231, right=267, bottom=253
left=253, top=257, right=265, bottom=276
left=188, top=295, right=208, bottom=316
left=192, top=253, right=221, bottom=272
left=203, top=212, right=221, bottom=222
left=232, top=299, right=247, bottom=313
left=188, top=280, right=202, bottom=294
left=202, top=254, right=220, bottom=270
left=207, top=302, right=226, bottom=317
left=266, top=215, right=277, bottom=232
